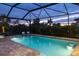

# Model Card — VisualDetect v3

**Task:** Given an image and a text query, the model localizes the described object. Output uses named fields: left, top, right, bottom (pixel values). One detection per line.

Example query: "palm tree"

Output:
left=31, top=18, right=40, bottom=34
left=33, top=18, right=40, bottom=24
left=47, top=18, right=53, bottom=26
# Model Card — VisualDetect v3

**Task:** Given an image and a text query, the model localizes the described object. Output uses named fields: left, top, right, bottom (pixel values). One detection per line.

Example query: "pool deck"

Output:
left=71, top=44, right=79, bottom=56
left=0, top=36, right=40, bottom=56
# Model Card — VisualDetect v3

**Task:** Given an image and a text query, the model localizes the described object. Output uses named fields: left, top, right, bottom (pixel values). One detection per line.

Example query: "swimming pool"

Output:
left=11, top=35, right=78, bottom=56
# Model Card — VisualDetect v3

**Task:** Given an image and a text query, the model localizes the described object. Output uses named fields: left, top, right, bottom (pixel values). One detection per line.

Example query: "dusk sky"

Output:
left=0, top=3, right=79, bottom=24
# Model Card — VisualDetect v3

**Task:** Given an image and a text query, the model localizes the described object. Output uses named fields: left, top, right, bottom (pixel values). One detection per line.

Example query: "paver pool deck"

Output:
left=0, top=35, right=79, bottom=56
left=71, top=44, right=79, bottom=56
left=0, top=36, right=40, bottom=56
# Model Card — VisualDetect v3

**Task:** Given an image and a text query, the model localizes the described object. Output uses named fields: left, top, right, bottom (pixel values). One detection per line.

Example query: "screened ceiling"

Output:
left=0, top=3, right=79, bottom=23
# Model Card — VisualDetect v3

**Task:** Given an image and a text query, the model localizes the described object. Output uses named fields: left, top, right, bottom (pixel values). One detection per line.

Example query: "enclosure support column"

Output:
left=64, top=3, right=70, bottom=37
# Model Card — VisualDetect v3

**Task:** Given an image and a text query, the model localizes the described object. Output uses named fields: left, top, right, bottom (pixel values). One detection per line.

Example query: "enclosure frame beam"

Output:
left=22, top=3, right=57, bottom=19
left=33, top=3, right=66, bottom=13
left=7, top=3, right=20, bottom=16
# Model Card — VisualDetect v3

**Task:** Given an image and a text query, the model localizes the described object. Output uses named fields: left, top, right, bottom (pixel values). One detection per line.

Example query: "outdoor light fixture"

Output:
left=2, top=26, right=5, bottom=33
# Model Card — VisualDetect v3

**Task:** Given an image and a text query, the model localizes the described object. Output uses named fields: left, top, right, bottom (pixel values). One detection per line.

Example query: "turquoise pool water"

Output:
left=11, top=35, right=78, bottom=56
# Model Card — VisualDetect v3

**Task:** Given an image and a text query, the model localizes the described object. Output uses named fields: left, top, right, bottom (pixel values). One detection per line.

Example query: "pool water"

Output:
left=11, top=35, right=78, bottom=56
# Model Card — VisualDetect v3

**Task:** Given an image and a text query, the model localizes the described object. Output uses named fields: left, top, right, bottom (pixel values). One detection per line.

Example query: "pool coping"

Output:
left=31, top=34, right=79, bottom=42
